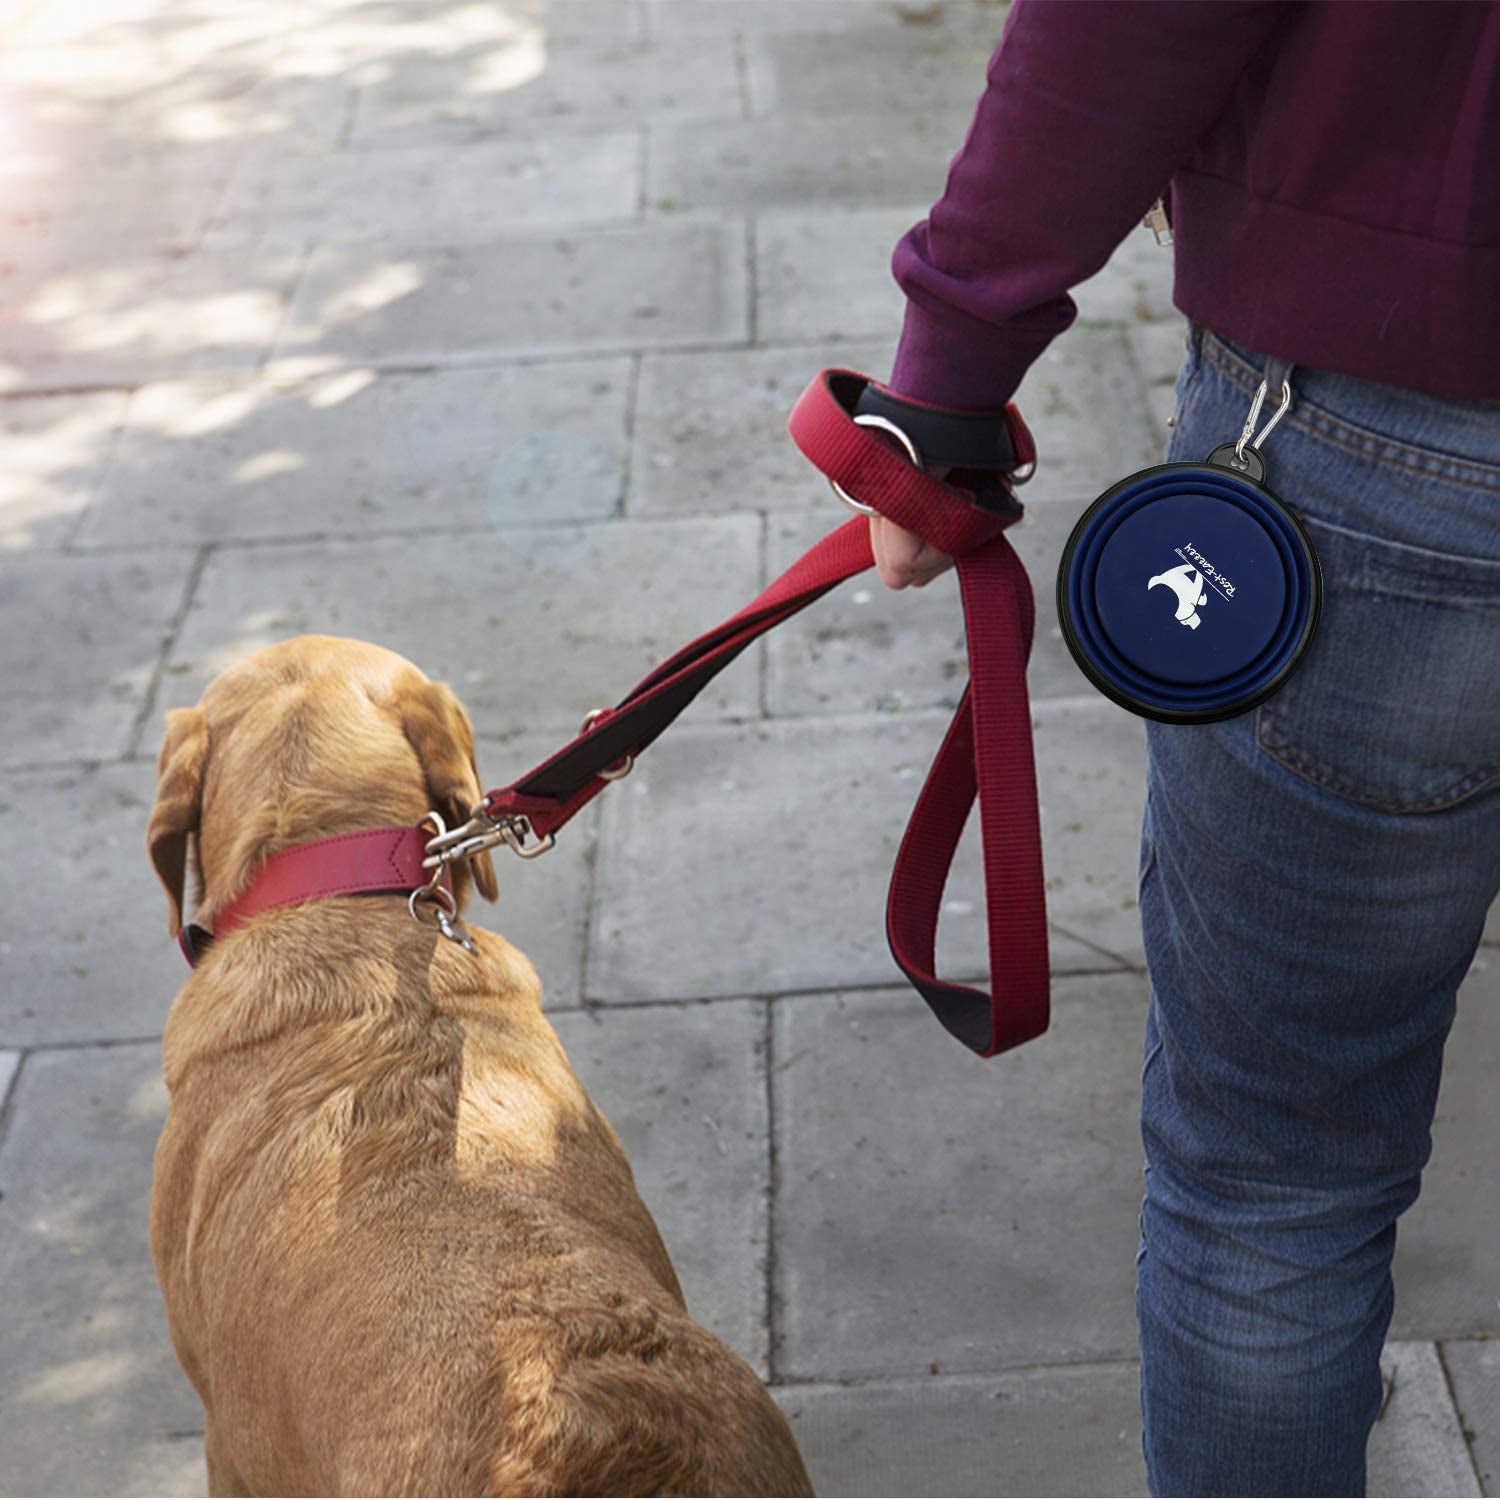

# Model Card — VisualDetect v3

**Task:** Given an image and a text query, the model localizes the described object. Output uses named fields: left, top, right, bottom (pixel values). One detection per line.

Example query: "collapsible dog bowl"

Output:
left=1057, top=456, right=1321, bottom=723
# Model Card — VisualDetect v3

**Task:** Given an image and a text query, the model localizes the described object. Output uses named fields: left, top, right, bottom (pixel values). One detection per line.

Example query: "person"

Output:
left=867, top=2, right=1500, bottom=1493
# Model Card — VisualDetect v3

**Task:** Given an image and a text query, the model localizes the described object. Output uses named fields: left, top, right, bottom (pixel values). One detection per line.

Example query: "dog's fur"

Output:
left=147, top=636, right=812, bottom=1497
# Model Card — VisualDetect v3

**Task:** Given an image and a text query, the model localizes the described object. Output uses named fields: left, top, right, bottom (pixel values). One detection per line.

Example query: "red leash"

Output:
left=184, top=371, right=1051, bottom=1059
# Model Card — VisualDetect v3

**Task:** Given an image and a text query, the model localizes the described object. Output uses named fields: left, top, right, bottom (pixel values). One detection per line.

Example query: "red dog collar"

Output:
left=179, top=825, right=450, bottom=966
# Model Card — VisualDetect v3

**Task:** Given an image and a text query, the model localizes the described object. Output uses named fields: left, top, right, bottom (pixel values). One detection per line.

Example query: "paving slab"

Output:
left=0, top=761, right=182, bottom=1048
left=773, top=1364, right=1145, bottom=1498
left=1442, top=1339, right=1500, bottom=1496
left=0, top=389, right=129, bottom=551
left=209, top=130, right=641, bottom=251
left=1389, top=956, right=1500, bottom=1343
left=764, top=500, right=1098, bottom=720
left=77, top=357, right=631, bottom=548
left=279, top=0, right=645, bottom=73
left=587, top=704, right=1144, bottom=1003
left=116, top=1432, right=208, bottom=1499
left=1368, top=1343, right=1484, bottom=1497
left=772, top=976, right=1149, bottom=1380
left=1127, top=316, right=1192, bottom=436
left=647, top=0, right=1010, bottom=36
left=349, top=33, right=740, bottom=148
left=550, top=999, right=769, bottom=1375
left=0, top=1050, right=17, bottom=1108
left=1, top=150, right=231, bottom=262
left=756, top=205, right=1177, bottom=352
left=0, top=1044, right=203, bottom=1498
left=756, top=204, right=918, bottom=347
left=629, top=340, right=895, bottom=516
left=1072, top=229, right=1178, bottom=327
left=156, top=515, right=764, bottom=738
left=0, top=549, right=197, bottom=768
left=0, top=246, right=303, bottom=394
left=277, top=218, right=749, bottom=365
left=1008, top=327, right=1165, bottom=505
left=744, top=28, right=1000, bottom=117
left=648, top=109, right=966, bottom=214
left=773, top=1341, right=1480, bottom=1499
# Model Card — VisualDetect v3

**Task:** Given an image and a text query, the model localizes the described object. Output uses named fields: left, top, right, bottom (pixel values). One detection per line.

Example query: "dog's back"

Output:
left=153, top=906, right=810, bottom=1496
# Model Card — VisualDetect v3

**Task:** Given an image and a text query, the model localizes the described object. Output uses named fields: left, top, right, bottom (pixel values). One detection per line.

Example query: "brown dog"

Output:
left=147, top=635, right=812, bottom=1497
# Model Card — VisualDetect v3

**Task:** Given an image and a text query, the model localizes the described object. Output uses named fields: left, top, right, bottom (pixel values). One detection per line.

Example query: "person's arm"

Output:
left=890, top=0, right=1290, bottom=412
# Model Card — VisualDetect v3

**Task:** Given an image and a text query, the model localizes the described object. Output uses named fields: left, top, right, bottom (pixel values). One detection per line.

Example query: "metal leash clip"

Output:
left=421, top=804, right=556, bottom=872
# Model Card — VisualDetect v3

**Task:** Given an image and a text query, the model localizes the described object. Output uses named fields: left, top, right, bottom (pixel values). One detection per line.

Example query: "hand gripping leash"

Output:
left=424, top=370, right=1051, bottom=1058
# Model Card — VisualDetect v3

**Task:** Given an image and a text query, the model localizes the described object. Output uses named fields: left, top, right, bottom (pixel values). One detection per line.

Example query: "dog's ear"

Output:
left=398, top=676, right=499, bottom=904
left=147, top=707, right=209, bottom=935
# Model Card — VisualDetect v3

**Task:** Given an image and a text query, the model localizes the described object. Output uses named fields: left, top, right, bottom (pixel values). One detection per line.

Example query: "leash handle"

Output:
left=473, top=370, right=1051, bottom=1058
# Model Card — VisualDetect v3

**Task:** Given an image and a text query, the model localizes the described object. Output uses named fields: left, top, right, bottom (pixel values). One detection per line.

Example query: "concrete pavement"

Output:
left=1, top=0, right=1495, bottom=1494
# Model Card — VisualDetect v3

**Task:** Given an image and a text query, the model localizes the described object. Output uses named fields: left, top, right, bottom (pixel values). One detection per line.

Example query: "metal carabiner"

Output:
left=1234, top=378, right=1293, bottom=465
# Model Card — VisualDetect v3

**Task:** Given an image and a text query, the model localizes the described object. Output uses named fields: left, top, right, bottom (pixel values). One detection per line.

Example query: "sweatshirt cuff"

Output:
left=887, top=294, right=1040, bottom=413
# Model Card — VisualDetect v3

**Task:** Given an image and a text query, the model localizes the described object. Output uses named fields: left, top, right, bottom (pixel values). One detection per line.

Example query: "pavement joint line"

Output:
left=1435, top=1339, right=1489, bottom=1487
left=745, top=214, right=760, bottom=346
left=767, top=1352, right=1146, bottom=1392
left=0, top=1049, right=27, bottom=1159
left=46, top=489, right=1104, bottom=561
left=575, top=806, right=605, bottom=1006
left=732, top=29, right=753, bottom=119
left=618, top=351, right=645, bottom=518
left=124, top=543, right=213, bottom=762
left=756, top=511, right=770, bottom=715
left=1048, top=922, right=1139, bottom=975
left=0, top=380, right=145, bottom=401
left=61, top=390, right=134, bottom=556
left=61, top=508, right=761, bottom=562
left=4, top=754, right=119, bottom=776
left=261, top=241, right=317, bottom=371
left=6, top=1034, right=164, bottom=1056
left=544, top=963, right=1139, bottom=1017
left=1119, top=316, right=1173, bottom=446
left=762, top=995, right=782, bottom=1383
left=634, top=121, right=649, bottom=218
left=335, top=77, right=360, bottom=151
left=0, top=318, right=1182, bottom=403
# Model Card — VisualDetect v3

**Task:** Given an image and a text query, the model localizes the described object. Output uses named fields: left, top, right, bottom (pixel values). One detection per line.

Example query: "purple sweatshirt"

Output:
left=890, top=0, right=1500, bottom=409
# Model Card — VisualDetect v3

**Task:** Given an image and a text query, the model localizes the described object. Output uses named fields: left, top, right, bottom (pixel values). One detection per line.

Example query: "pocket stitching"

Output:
left=1256, top=700, right=1500, bottom=813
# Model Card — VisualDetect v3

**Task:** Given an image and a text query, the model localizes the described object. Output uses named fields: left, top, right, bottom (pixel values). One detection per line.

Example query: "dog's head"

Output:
left=147, top=635, right=499, bottom=936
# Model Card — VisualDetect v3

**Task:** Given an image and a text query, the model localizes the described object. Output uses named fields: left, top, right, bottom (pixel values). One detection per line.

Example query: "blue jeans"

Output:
left=1135, top=327, right=1500, bottom=1496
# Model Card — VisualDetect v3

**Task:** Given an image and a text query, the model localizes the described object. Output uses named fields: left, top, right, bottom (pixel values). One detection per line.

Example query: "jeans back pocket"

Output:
left=1255, top=515, right=1500, bottom=813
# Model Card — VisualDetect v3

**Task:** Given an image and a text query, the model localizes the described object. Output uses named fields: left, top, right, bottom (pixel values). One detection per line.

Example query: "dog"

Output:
left=147, top=635, right=813, bottom=1497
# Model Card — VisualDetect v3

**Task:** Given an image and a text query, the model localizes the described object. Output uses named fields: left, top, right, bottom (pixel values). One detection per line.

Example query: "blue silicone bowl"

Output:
left=1056, top=461, right=1321, bottom=723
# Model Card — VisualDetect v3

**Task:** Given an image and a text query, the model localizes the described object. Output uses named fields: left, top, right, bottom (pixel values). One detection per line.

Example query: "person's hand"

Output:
left=868, top=514, right=954, bottom=590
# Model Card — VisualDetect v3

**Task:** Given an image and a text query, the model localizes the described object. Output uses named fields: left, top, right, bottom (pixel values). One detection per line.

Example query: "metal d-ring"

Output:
left=829, top=414, right=922, bottom=516
left=407, top=880, right=476, bottom=952
left=1234, top=378, right=1293, bottom=464
left=581, top=708, right=634, bottom=781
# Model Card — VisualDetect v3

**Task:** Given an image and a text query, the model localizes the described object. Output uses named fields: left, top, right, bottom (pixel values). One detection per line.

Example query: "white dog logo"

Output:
left=1148, top=563, right=1208, bottom=630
